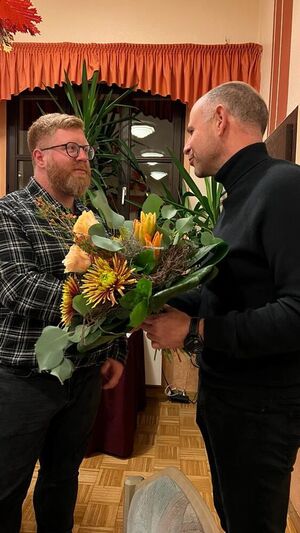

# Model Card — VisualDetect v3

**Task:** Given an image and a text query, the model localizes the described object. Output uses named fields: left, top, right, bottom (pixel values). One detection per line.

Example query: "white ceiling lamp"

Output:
left=141, top=151, right=164, bottom=158
left=147, top=162, right=158, bottom=166
left=131, top=123, right=155, bottom=139
left=150, top=171, right=168, bottom=181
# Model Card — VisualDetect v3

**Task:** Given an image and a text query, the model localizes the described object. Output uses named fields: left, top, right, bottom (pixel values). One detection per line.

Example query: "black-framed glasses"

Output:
left=40, top=142, right=95, bottom=160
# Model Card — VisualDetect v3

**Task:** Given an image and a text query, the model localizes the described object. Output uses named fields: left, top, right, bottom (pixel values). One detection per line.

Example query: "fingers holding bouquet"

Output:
left=141, top=305, right=190, bottom=350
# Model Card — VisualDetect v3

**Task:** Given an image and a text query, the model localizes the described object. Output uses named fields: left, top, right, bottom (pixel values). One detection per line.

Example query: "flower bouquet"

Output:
left=35, top=188, right=228, bottom=383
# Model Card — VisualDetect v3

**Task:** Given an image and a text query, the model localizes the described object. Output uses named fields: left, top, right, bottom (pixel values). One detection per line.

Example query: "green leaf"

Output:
left=68, top=324, right=91, bottom=343
left=119, top=289, right=142, bottom=310
left=91, top=235, right=123, bottom=251
left=136, top=278, right=152, bottom=298
left=201, top=231, right=216, bottom=245
left=133, top=249, right=156, bottom=274
left=161, top=204, right=178, bottom=219
left=88, top=188, right=125, bottom=229
left=142, top=193, right=164, bottom=216
left=129, top=300, right=149, bottom=327
left=175, top=216, right=194, bottom=235
left=88, top=222, right=106, bottom=237
left=150, top=265, right=216, bottom=313
left=49, top=358, right=74, bottom=385
left=35, top=326, right=71, bottom=371
left=77, top=335, right=116, bottom=352
left=119, top=279, right=152, bottom=310
left=72, top=294, right=93, bottom=316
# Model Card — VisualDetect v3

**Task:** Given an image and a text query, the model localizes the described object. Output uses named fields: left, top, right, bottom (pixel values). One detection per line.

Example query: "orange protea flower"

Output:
left=133, top=212, right=156, bottom=245
left=81, top=254, right=136, bottom=308
left=144, top=230, right=163, bottom=257
left=60, top=276, right=81, bottom=326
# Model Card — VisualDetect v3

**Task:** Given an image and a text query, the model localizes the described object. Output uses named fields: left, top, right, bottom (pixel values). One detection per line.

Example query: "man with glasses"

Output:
left=0, top=113, right=126, bottom=533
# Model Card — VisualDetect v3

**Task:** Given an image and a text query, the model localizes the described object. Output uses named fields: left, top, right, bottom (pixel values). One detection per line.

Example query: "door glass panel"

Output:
left=128, top=162, right=173, bottom=220
left=17, top=161, right=33, bottom=189
left=131, top=114, right=174, bottom=159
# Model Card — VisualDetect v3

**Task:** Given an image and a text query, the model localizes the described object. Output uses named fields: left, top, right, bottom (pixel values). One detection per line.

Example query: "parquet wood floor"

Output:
left=20, top=388, right=299, bottom=532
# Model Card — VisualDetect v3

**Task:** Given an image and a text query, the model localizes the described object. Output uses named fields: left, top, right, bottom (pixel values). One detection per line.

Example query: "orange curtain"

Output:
left=0, top=42, right=262, bottom=104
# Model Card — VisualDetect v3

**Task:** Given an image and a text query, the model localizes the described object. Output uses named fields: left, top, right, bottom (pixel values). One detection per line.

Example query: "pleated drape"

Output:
left=0, top=42, right=262, bottom=104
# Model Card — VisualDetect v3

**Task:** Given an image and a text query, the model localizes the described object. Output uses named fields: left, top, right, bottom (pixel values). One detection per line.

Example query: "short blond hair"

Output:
left=27, top=113, right=84, bottom=153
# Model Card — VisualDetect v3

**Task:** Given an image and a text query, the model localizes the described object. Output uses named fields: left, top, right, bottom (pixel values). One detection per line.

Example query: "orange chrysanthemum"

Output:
left=81, top=255, right=136, bottom=308
left=60, top=276, right=81, bottom=326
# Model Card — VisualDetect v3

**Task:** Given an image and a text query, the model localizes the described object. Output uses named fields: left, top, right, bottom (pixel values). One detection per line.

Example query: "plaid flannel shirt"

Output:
left=0, top=178, right=127, bottom=368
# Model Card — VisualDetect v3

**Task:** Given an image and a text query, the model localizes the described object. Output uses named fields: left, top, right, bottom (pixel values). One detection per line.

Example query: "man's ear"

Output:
left=215, top=104, right=228, bottom=136
left=33, top=148, right=46, bottom=168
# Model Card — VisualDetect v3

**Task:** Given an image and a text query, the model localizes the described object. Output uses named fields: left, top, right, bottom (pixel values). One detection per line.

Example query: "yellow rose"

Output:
left=73, top=210, right=98, bottom=236
left=63, top=244, right=92, bottom=273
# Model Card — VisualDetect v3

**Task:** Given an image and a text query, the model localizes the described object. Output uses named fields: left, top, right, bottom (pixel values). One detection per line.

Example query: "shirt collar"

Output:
left=214, top=142, right=269, bottom=193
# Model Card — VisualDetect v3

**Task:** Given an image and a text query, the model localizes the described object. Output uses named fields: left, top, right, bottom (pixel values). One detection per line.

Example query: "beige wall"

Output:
left=15, top=0, right=261, bottom=44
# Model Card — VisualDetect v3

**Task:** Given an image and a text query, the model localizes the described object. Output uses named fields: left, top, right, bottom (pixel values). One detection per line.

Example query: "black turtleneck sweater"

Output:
left=181, top=142, right=300, bottom=389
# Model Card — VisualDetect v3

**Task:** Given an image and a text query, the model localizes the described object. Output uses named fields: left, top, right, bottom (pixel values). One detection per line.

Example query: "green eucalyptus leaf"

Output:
left=123, top=220, right=134, bottom=232
left=68, top=324, right=91, bottom=343
left=91, top=235, right=123, bottom=251
left=201, top=231, right=216, bottom=245
left=50, top=358, right=74, bottom=385
left=35, top=326, right=71, bottom=371
left=142, top=193, right=164, bottom=216
left=72, top=294, right=93, bottom=316
left=88, top=188, right=125, bottom=229
left=88, top=222, right=106, bottom=237
left=129, top=299, right=149, bottom=327
left=161, top=204, right=178, bottom=219
left=77, top=334, right=118, bottom=352
left=175, top=216, right=194, bottom=235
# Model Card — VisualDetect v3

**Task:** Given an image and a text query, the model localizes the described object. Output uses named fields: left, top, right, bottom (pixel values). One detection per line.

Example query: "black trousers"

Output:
left=0, top=365, right=102, bottom=533
left=197, top=382, right=300, bottom=533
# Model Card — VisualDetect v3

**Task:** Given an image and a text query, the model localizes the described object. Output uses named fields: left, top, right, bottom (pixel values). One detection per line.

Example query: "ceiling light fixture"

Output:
left=131, top=123, right=155, bottom=139
left=150, top=171, right=168, bottom=181
left=141, top=151, right=164, bottom=158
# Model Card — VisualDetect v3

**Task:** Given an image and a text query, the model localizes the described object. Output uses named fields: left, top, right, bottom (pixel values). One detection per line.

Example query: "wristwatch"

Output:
left=183, top=317, right=204, bottom=354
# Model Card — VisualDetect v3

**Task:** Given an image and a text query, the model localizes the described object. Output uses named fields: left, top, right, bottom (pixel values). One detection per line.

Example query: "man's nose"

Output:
left=76, top=147, right=88, bottom=161
left=183, top=142, right=191, bottom=155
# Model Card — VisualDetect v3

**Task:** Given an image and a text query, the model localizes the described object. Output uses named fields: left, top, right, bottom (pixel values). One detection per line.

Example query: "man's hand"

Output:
left=141, top=305, right=190, bottom=349
left=100, top=358, right=124, bottom=389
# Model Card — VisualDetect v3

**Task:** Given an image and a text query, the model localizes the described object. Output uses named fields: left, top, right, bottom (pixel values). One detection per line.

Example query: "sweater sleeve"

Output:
left=204, top=168, right=300, bottom=358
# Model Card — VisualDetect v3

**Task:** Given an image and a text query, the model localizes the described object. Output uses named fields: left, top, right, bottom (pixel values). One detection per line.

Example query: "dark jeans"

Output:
left=196, top=383, right=300, bottom=533
left=0, top=365, right=102, bottom=533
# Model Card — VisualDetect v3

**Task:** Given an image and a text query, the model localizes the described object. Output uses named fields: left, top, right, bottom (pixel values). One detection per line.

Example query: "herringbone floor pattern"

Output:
left=21, top=389, right=298, bottom=532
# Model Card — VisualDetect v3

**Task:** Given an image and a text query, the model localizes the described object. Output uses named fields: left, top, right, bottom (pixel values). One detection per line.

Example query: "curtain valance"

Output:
left=0, top=42, right=262, bottom=104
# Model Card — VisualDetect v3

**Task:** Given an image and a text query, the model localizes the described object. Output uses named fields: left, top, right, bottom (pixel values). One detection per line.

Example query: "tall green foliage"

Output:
left=166, top=150, right=224, bottom=230
left=41, top=61, right=144, bottom=194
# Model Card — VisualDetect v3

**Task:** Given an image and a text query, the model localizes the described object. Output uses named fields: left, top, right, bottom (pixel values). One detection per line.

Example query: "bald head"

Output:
left=198, top=82, right=269, bottom=135
left=184, top=82, right=269, bottom=177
